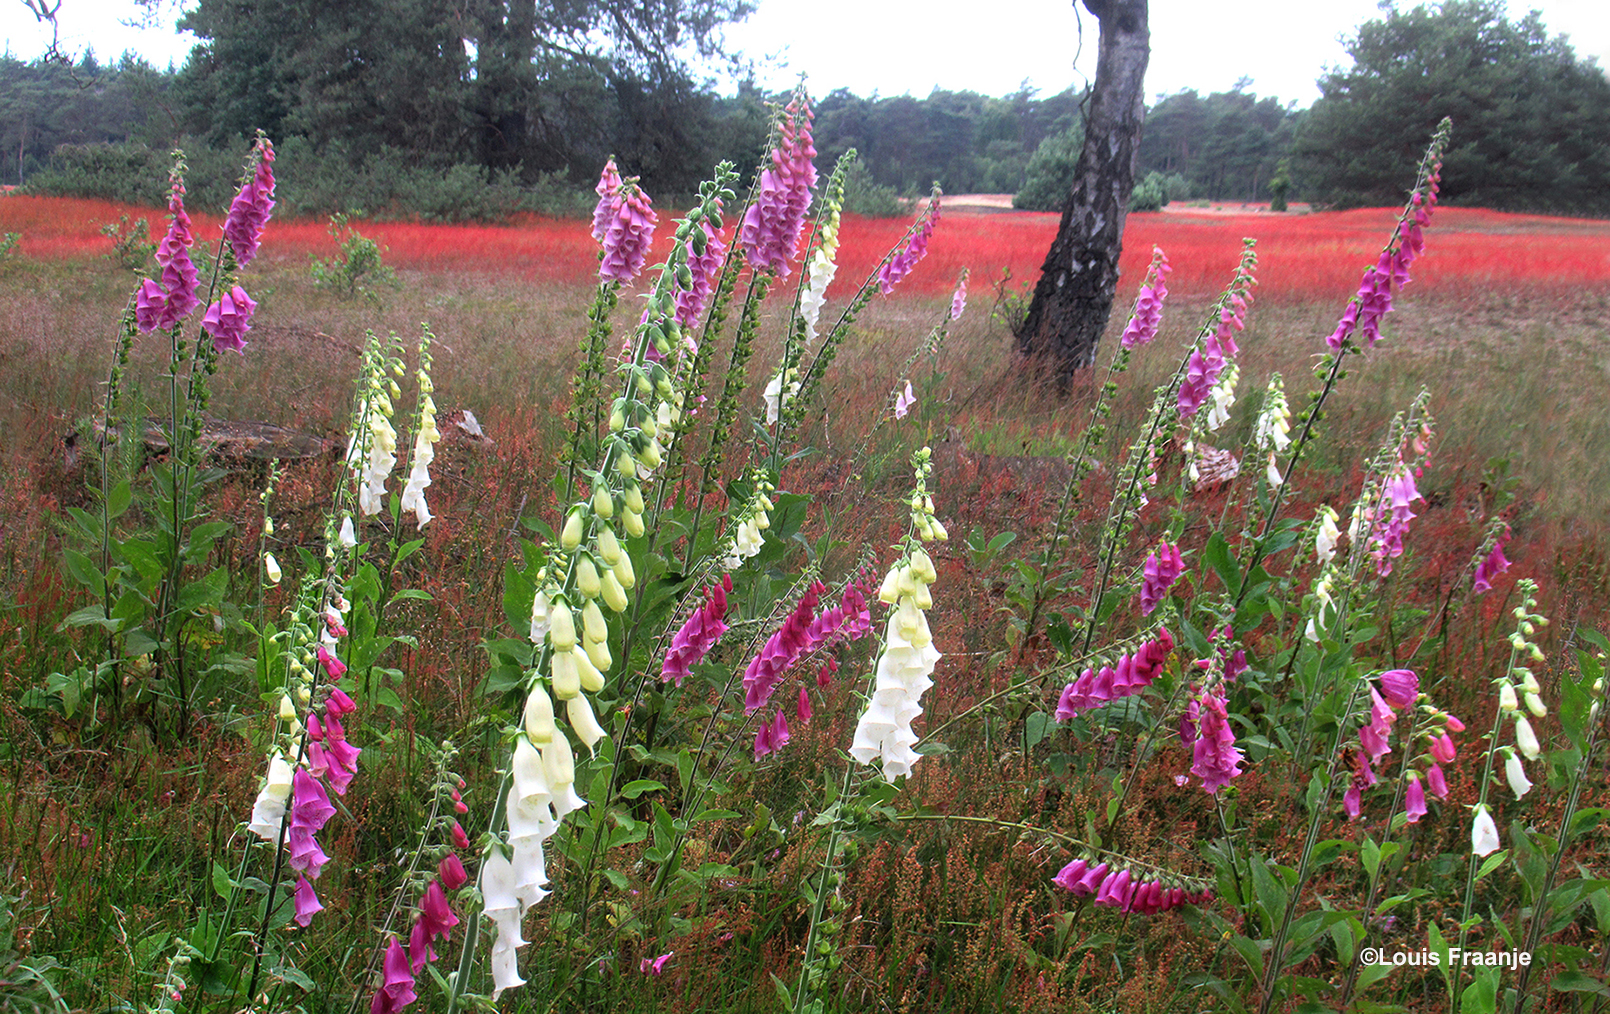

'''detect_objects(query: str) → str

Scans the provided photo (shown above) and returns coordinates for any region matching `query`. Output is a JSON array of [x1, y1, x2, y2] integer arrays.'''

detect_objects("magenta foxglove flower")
[[675, 220, 726, 330], [877, 192, 941, 295], [408, 880, 460, 972], [599, 180, 657, 284], [592, 159, 624, 243], [1120, 249, 1171, 349], [1177, 336, 1227, 419], [1474, 534, 1511, 593], [292, 875, 323, 927], [223, 137, 276, 268], [1367, 465, 1422, 577], [201, 285, 258, 354], [1358, 688, 1396, 761], [894, 381, 916, 419], [739, 96, 817, 276], [287, 768, 336, 877], [743, 582, 823, 713], [950, 271, 968, 320], [327, 686, 357, 715], [318, 645, 347, 681], [1425, 763, 1449, 799], [1404, 774, 1428, 823], [1377, 669, 1418, 710], [662, 575, 731, 686], [1139, 543, 1183, 616], [439, 853, 468, 890], [155, 186, 200, 330], [754, 708, 792, 760], [640, 952, 673, 975], [450, 822, 469, 850], [796, 685, 813, 724], [307, 710, 361, 795], [370, 938, 418, 1014], [1055, 628, 1173, 721], [1429, 732, 1457, 764], [1188, 686, 1244, 793], [134, 278, 167, 333]]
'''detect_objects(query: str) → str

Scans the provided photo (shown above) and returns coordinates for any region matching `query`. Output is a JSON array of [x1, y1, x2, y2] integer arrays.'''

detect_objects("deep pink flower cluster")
[[1343, 669, 1461, 821], [662, 575, 732, 686], [593, 160, 657, 284], [372, 807, 472, 1011], [805, 578, 873, 649], [1182, 687, 1244, 793], [201, 284, 259, 354], [753, 708, 791, 760], [1327, 164, 1441, 351], [1366, 465, 1422, 577], [307, 688, 361, 795], [877, 193, 941, 295], [675, 220, 727, 330], [1177, 290, 1248, 418], [1474, 530, 1511, 594], [1053, 858, 1212, 914], [739, 97, 817, 276], [288, 768, 336, 925], [223, 138, 275, 268], [1119, 249, 1171, 349], [1191, 626, 1248, 683], [1054, 628, 1174, 721], [1139, 543, 1183, 616], [591, 160, 624, 243], [134, 184, 201, 333], [743, 581, 824, 713]]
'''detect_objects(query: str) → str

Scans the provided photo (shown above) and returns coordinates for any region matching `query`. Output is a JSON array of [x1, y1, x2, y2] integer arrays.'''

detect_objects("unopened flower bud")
[[576, 557, 602, 599], [582, 600, 608, 643], [264, 553, 282, 584], [523, 683, 556, 743], [610, 405, 626, 432], [1524, 692, 1546, 718], [878, 568, 900, 605], [575, 648, 605, 693], [613, 552, 636, 590], [601, 570, 629, 613], [561, 510, 584, 551], [1498, 682, 1518, 711], [596, 525, 622, 565], [616, 451, 638, 479], [264, 516, 275, 536], [278, 694, 297, 720], [549, 602, 577, 652], [623, 508, 645, 539], [593, 486, 614, 519], [551, 649, 581, 699], [624, 483, 645, 515], [585, 636, 612, 672], [930, 519, 948, 541], [1530, 645, 1546, 662]]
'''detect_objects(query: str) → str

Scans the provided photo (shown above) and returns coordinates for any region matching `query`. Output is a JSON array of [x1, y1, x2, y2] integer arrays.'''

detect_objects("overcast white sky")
[[5, 0, 1608, 108]]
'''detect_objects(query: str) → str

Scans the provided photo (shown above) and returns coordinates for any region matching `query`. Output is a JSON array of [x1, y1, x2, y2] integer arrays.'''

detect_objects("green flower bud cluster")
[[1498, 581, 1549, 765]]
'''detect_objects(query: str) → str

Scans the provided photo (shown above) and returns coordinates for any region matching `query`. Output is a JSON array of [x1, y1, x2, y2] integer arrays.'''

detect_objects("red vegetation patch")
[[4, 195, 1608, 303]]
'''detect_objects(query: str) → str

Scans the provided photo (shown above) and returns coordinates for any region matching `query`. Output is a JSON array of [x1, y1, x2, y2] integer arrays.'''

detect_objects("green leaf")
[[1203, 532, 1241, 593], [1476, 850, 1509, 882], [1551, 971, 1610, 998], [175, 565, 229, 613], [106, 479, 133, 520], [211, 861, 234, 901], [620, 779, 667, 800], [62, 549, 106, 595], [60, 604, 120, 631]]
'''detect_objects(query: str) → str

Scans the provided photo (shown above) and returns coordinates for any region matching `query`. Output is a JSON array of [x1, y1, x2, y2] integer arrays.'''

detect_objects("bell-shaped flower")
[[542, 741, 586, 818], [1504, 751, 1532, 798], [523, 683, 557, 743], [369, 938, 417, 1014], [567, 694, 608, 754], [1471, 805, 1502, 857], [292, 876, 323, 928], [248, 753, 295, 840], [1514, 715, 1541, 760]]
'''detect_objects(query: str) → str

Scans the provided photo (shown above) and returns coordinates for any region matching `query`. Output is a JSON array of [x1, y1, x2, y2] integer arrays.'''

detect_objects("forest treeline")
[[2, 0, 1607, 219]]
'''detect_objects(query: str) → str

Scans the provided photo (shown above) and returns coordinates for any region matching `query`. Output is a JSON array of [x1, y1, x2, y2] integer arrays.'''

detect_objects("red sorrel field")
[[6, 195, 1610, 300]]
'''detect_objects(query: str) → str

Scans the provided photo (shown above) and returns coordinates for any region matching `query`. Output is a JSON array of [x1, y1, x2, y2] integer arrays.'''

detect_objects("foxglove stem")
[[1237, 120, 1450, 611], [1451, 580, 1541, 1012]]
